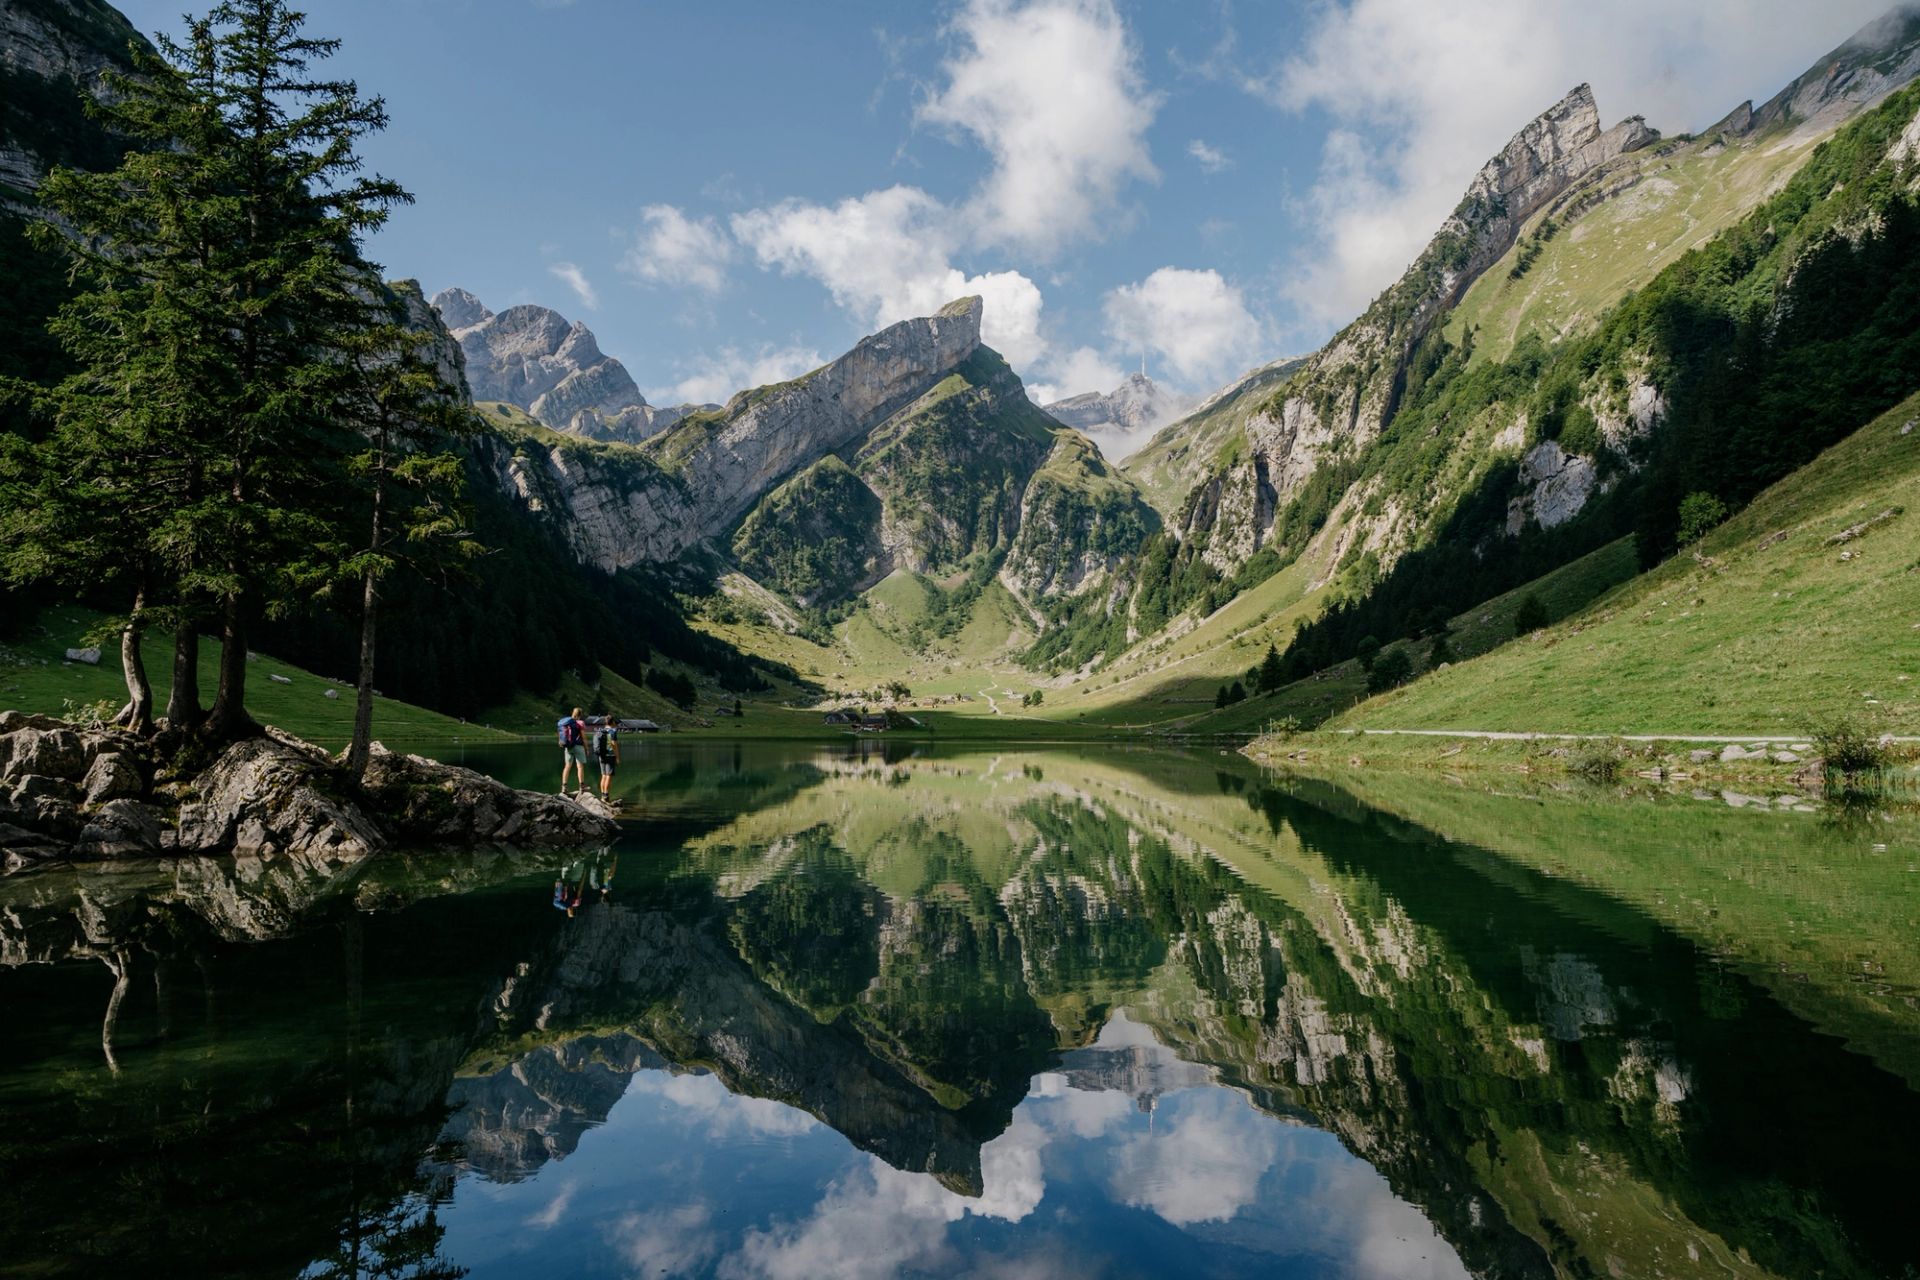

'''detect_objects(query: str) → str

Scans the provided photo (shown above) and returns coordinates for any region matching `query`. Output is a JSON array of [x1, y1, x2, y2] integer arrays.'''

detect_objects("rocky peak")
[[430, 288, 680, 443], [1443, 84, 1657, 288], [1043, 371, 1192, 461], [430, 286, 491, 331], [1745, 6, 1920, 134]]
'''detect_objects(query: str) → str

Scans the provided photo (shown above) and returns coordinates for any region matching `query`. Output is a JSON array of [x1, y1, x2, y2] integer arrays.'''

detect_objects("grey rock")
[[0, 726, 86, 781], [269, 673, 292, 685], [1688, 749, 1715, 764], [10, 773, 76, 805], [358, 745, 619, 848], [323, 688, 340, 700], [73, 799, 164, 859], [63, 646, 100, 665], [1771, 750, 1802, 764], [1719, 744, 1766, 763], [432, 290, 668, 442], [1507, 440, 1598, 533], [81, 753, 144, 806], [176, 737, 385, 858]]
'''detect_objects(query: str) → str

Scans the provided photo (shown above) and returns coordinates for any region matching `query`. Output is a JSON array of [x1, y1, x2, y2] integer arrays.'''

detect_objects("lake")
[[2, 740, 1916, 1279]]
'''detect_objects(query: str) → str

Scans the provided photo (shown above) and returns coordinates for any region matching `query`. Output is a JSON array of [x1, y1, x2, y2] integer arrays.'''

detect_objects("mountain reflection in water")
[[1, 741, 1916, 1280]]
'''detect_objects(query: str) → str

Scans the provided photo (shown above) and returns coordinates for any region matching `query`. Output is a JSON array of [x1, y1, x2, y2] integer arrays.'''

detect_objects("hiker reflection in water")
[[552, 849, 617, 918]]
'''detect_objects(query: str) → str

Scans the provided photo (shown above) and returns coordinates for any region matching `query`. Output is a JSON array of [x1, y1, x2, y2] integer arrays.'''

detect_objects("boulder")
[[1688, 749, 1715, 764], [0, 726, 87, 781], [9, 773, 76, 805], [73, 799, 164, 858], [360, 746, 619, 848], [63, 646, 101, 665], [14, 794, 81, 840], [81, 752, 144, 805], [1719, 744, 1766, 763], [176, 737, 385, 859]]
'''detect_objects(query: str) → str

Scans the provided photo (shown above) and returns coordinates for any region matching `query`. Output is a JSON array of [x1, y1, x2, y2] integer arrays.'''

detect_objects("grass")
[[2, 606, 516, 745], [1446, 125, 1832, 364], [1330, 392, 1920, 736]]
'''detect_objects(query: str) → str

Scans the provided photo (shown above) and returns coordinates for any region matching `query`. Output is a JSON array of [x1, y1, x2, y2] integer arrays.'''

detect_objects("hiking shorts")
[[565, 744, 589, 765], [599, 759, 617, 777]]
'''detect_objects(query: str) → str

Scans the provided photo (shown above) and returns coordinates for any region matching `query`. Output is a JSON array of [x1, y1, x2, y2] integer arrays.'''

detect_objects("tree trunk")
[[346, 566, 378, 780], [347, 450, 387, 782], [203, 594, 257, 741], [116, 587, 153, 735], [165, 622, 202, 730]]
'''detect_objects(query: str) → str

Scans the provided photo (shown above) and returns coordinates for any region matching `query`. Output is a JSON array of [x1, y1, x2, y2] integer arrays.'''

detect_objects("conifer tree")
[[334, 289, 476, 780], [7, 1, 413, 741]]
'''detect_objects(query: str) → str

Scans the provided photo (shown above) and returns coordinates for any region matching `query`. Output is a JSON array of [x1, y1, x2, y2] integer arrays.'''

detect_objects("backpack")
[[594, 727, 617, 762], [557, 717, 581, 748]]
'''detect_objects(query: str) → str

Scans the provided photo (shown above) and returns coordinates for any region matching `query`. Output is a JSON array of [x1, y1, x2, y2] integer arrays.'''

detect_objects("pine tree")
[[8, 1, 412, 742], [335, 286, 476, 780], [1257, 642, 1284, 693]]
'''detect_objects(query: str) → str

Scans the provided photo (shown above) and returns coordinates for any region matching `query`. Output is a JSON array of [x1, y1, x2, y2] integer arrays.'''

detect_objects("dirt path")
[[1345, 728, 1920, 744], [979, 685, 1004, 715]]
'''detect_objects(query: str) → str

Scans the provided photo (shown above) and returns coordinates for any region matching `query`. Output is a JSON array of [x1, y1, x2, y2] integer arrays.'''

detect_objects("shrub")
[[1513, 593, 1550, 636], [1355, 635, 1381, 671], [1677, 491, 1729, 546], [1227, 681, 1248, 704], [1428, 633, 1455, 668], [1569, 740, 1622, 783], [1814, 716, 1889, 778], [1366, 648, 1414, 693]]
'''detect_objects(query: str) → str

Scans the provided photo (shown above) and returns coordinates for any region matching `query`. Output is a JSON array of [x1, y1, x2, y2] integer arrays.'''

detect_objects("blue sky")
[[112, 0, 1893, 410]]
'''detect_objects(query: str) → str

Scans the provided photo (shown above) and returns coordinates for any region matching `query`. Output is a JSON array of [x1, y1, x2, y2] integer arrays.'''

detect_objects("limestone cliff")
[[1176, 85, 1657, 571], [430, 287, 705, 443], [0, 0, 146, 195]]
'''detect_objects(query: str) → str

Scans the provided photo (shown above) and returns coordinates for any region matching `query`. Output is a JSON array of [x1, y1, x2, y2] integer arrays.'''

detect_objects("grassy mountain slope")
[[1445, 127, 1833, 364], [1123, 357, 1306, 519], [4, 607, 513, 742], [1335, 392, 1920, 734]]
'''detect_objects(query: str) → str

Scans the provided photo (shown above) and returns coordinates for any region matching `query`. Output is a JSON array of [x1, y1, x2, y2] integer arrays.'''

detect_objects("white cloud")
[[1103, 267, 1264, 386], [607, 1201, 721, 1277], [720, 1115, 1045, 1280], [1186, 139, 1232, 173], [1106, 1091, 1280, 1225], [1263, 0, 1891, 330], [523, 1180, 576, 1230], [623, 204, 734, 294], [1025, 345, 1129, 406], [647, 342, 826, 407], [919, 0, 1159, 256], [547, 261, 598, 311], [731, 186, 1048, 369]]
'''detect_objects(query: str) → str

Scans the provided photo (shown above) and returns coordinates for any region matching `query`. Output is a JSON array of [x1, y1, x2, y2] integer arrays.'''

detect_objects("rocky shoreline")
[[0, 711, 619, 873]]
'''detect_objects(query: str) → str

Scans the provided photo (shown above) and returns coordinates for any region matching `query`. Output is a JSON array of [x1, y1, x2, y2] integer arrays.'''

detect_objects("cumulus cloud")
[[1261, 0, 1891, 330], [607, 1201, 722, 1277], [623, 204, 735, 294], [1106, 1090, 1280, 1225], [1103, 267, 1265, 386], [1186, 139, 1232, 173], [646, 342, 826, 408], [721, 1114, 1045, 1280], [547, 261, 598, 311], [1025, 345, 1130, 406], [919, 0, 1159, 256], [731, 186, 1047, 368]]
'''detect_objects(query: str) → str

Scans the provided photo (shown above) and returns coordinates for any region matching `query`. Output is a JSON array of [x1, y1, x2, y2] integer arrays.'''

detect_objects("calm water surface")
[[2, 740, 1917, 1279]]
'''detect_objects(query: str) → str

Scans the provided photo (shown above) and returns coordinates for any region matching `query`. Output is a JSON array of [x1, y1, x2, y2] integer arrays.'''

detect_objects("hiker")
[[557, 706, 590, 792], [593, 718, 621, 797]]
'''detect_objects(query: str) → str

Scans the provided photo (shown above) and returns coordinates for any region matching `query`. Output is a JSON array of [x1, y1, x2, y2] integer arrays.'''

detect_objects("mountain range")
[[5, 0, 1920, 735]]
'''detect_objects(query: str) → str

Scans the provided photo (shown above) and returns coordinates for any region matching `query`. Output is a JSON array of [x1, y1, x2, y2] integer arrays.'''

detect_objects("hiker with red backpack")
[[557, 706, 590, 793]]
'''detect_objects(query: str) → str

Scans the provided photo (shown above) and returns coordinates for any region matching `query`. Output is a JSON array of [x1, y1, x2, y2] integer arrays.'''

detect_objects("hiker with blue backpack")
[[592, 719, 621, 798], [557, 706, 590, 793]]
